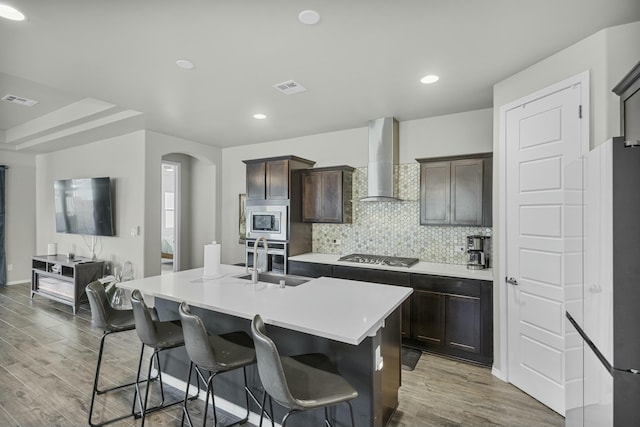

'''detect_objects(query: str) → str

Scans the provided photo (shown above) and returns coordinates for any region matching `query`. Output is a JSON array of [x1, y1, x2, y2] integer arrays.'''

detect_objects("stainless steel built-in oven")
[[246, 241, 287, 274], [245, 205, 288, 241]]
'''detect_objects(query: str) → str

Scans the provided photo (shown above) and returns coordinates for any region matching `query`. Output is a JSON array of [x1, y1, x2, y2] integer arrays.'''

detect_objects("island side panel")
[[381, 306, 402, 424], [155, 298, 400, 427]]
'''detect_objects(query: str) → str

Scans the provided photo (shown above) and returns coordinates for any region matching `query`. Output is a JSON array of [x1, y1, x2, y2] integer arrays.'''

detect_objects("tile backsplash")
[[312, 163, 492, 265]]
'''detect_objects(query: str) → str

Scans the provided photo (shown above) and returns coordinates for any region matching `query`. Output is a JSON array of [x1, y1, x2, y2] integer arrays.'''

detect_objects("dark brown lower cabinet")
[[287, 260, 493, 366], [408, 273, 491, 365]]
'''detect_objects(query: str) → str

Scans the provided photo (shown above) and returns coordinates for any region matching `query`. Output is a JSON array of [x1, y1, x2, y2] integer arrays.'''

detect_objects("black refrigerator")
[[565, 137, 640, 427]]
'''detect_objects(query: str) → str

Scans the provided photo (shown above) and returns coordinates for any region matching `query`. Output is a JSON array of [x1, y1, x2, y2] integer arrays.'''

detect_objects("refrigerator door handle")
[[565, 311, 613, 374]]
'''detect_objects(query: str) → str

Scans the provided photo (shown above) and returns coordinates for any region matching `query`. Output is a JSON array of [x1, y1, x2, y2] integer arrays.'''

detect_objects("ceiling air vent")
[[2, 93, 39, 107], [272, 80, 307, 95]]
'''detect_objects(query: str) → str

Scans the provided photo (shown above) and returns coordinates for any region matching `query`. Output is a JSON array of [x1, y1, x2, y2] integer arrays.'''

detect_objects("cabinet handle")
[[506, 277, 519, 286]]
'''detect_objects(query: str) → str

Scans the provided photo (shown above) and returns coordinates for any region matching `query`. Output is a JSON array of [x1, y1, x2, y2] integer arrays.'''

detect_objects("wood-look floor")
[[0, 283, 564, 427]]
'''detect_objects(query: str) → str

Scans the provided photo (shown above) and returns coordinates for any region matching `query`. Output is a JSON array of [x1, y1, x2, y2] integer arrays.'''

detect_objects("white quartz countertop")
[[288, 253, 494, 281], [117, 264, 412, 346]]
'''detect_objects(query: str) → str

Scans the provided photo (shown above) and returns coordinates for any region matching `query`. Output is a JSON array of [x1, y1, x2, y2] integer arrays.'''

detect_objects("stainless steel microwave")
[[246, 205, 288, 241]]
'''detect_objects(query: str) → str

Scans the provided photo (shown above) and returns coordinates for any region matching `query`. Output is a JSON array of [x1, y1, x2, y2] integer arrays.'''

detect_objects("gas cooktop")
[[338, 253, 419, 268]]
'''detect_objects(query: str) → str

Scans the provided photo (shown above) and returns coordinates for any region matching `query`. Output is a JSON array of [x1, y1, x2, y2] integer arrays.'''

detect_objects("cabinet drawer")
[[410, 273, 481, 297], [288, 261, 332, 278], [332, 265, 410, 286]]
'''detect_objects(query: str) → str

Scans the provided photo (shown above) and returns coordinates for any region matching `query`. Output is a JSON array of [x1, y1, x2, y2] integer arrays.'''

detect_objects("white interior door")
[[505, 80, 584, 414]]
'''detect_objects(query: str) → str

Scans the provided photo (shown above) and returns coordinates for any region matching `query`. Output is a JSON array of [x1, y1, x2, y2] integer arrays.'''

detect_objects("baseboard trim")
[[7, 280, 29, 286], [162, 373, 281, 427], [491, 366, 507, 382]]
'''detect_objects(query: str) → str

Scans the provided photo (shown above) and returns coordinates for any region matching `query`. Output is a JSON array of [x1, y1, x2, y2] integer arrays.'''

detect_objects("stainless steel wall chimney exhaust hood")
[[361, 117, 399, 202]]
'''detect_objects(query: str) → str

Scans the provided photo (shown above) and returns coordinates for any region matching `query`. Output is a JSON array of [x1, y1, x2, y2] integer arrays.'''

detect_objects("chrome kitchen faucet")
[[250, 237, 268, 284]]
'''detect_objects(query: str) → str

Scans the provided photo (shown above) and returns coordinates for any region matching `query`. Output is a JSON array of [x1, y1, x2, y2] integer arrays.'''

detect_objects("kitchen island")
[[118, 264, 412, 427]]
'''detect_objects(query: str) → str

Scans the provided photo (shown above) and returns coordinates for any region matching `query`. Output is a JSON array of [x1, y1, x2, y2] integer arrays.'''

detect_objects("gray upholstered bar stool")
[[178, 301, 267, 427], [251, 314, 359, 427], [86, 280, 147, 427], [130, 289, 196, 427]]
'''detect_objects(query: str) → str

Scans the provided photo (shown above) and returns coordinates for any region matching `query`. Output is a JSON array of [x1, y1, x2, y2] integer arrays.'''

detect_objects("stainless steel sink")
[[235, 272, 309, 287]]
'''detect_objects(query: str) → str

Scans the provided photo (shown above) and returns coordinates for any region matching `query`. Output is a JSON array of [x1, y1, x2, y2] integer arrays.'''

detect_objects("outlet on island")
[[333, 239, 341, 245], [454, 245, 466, 253]]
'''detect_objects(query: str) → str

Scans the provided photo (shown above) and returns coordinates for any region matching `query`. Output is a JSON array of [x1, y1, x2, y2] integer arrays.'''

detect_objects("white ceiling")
[[1, 0, 639, 153]]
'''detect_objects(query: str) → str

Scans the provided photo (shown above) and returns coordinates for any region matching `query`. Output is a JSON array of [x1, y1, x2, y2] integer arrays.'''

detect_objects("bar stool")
[[250, 314, 358, 427], [178, 301, 267, 427], [86, 280, 147, 427], [130, 289, 197, 427]]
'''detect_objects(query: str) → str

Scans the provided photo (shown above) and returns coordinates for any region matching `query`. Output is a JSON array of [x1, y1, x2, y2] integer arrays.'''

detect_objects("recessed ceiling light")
[[0, 4, 26, 21], [253, 113, 267, 120], [298, 10, 320, 25], [420, 74, 439, 84], [176, 59, 195, 70]]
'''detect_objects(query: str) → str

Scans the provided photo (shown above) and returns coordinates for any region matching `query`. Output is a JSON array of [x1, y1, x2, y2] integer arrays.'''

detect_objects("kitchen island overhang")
[[118, 265, 412, 427]]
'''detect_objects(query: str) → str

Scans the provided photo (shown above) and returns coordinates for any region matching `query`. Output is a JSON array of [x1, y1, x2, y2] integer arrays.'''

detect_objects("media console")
[[31, 255, 104, 315]]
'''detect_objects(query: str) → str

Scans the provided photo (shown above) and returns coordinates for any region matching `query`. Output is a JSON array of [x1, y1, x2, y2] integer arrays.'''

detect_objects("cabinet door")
[[412, 290, 445, 345], [420, 161, 451, 225], [445, 294, 481, 353], [320, 170, 343, 222], [302, 170, 347, 223], [266, 160, 289, 200], [246, 162, 266, 200], [302, 172, 322, 222], [450, 159, 483, 225], [482, 157, 493, 226]]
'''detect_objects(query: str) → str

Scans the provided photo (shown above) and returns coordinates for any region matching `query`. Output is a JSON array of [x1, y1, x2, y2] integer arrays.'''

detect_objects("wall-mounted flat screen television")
[[54, 177, 115, 236]]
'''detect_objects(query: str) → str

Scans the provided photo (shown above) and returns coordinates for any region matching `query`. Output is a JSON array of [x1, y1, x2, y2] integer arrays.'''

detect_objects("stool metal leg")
[[183, 365, 267, 427], [181, 361, 195, 427], [346, 401, 356, 427], [89, 333, 145, 427], [136, 348, 199, 427]]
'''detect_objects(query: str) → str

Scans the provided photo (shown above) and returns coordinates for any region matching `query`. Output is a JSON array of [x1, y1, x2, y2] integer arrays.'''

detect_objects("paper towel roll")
[[47, 243, 57, 256], [203, 241, 221, 279]]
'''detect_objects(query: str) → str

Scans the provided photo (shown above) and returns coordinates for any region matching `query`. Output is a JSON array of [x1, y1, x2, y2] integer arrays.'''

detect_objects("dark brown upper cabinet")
[[243, 156, 315, 202], [301, 166, 355, 223], [417, 153, 492, 226], [613, 60, 640, 146]]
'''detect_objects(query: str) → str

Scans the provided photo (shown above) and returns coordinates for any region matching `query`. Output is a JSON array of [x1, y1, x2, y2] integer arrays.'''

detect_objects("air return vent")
[[2, 93, 39, 106], [272, 80, 307, 95]]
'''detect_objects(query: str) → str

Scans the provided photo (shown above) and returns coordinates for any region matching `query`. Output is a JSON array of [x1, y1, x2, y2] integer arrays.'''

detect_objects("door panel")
[[506, 82, 583, 415], [520, 205, 562, 237], [520, 157, 562, 192], [519, 107, 562, 148]]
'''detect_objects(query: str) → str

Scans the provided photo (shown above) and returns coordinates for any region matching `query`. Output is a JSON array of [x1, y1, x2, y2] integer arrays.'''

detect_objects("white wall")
[[491, 20, 640, 376], [32, 129, 221, 280], [0, 150, 36, 284], [220, 108, 493, 264], [144, 131, 222, 276], [35, 131, 147, 278]]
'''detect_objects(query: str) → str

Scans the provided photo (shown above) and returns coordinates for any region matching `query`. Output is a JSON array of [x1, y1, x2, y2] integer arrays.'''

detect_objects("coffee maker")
[[467, 235, 490, 270]]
